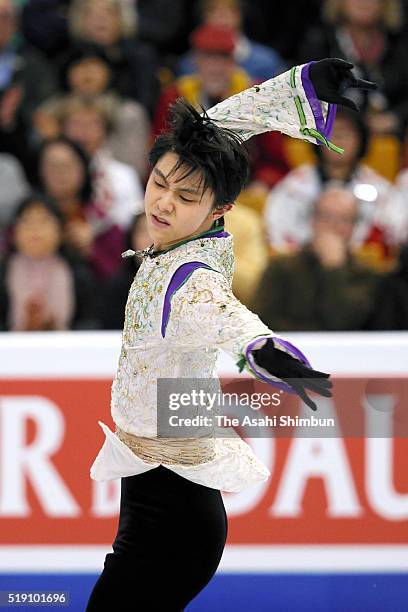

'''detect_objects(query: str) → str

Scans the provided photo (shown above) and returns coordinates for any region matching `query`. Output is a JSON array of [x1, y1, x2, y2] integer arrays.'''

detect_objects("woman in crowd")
[[34, 42, 150, 179], [0, 194, 98, 331], [38, 136, 131, 281], [68, 0, 159, 116], [58, 96, 144, 233]]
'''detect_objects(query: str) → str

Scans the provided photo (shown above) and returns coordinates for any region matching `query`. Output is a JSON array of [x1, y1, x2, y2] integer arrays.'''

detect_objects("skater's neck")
[[151, 221, 225, 255]]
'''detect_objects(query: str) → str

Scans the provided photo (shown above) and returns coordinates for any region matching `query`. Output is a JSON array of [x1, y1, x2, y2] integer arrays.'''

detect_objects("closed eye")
[[154, 179, 195, 202]]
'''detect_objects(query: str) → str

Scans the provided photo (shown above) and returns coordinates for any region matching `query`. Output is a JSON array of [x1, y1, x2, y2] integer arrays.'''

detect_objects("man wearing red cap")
[[154, 24, 291, 196], [154, 24, 247, 134]]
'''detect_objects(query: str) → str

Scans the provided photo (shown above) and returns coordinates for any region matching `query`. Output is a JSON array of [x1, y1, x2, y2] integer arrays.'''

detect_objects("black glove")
[[252, 339, 333, 411], [309, 58, 377, 112]]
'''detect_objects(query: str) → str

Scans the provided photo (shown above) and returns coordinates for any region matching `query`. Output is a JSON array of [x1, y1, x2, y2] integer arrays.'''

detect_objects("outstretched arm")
[[207, 58, 376, 154], [166, 267, 332, 412]]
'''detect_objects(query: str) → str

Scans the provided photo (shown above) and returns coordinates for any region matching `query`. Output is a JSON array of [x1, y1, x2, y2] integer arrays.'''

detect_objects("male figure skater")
[[87, 59, 375, 610]]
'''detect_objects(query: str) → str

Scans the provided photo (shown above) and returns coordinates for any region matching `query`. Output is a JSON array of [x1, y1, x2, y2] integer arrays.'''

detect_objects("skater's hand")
[[309, 58, 377, 112], [252, 339, 333, 411]]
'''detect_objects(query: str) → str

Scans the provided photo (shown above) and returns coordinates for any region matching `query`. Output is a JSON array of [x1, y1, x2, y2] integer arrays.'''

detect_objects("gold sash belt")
[[114, 426, 216, 466]]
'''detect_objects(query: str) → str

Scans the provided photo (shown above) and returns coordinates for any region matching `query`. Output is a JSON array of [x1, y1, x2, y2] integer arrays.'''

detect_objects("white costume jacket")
[[90, 63, 337, 492]]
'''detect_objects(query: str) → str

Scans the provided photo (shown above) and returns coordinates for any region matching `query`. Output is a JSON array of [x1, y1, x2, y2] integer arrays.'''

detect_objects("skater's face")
[[144, 151, 231, 250]]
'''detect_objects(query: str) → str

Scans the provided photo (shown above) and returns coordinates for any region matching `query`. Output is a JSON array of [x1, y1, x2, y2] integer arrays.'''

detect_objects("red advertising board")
[[0, 332, 407, 572]]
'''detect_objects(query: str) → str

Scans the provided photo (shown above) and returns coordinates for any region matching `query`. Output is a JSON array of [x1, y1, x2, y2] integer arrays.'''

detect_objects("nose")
[[156, 189, 174, 213]]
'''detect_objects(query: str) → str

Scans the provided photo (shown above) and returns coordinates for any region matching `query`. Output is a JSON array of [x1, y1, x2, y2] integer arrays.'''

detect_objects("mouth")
[[151, 214, 170, 227]]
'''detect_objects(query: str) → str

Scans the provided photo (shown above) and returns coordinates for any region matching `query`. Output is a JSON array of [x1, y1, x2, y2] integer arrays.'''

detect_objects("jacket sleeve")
[[206, 62, 341, 153], [165, 267, 311, 393]]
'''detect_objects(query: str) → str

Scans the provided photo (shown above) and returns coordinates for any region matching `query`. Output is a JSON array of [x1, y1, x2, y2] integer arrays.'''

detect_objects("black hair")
[[38, 136, 93, 203], [60, 42, 113, 92], [5, 192, 86, 268], [149, 99, 249, 210], [11, 192, 65, 228]]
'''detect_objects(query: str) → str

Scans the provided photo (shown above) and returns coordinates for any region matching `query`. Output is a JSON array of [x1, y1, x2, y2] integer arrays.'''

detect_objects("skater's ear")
[[211, 203, 233, 221]]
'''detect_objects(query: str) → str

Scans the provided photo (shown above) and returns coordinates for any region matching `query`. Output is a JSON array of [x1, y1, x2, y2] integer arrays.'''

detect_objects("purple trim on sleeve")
[[244, 336, 297, 394], [243, 335, 312, 394], [272, 337, 312, 368], [161, 261, 214, 338], [325, 102, 337, 137], [301, 61, 337, 141]]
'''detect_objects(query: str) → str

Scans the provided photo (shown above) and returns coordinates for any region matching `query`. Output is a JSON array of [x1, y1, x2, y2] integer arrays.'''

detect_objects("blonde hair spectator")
[[323, 0, 402, 32], [69, 0, 138, 42], [59, 94, 116, 130]]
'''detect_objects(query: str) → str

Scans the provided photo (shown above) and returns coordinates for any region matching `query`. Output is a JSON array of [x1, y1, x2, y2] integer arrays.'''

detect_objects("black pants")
[[85, 466, 228, 611]]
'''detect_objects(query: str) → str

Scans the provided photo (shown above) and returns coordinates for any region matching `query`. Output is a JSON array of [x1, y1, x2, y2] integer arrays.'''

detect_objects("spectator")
[[0, 0, 57, 180], [154, 23, 290, 197], [251, 187, 382, 331], [154, 23, 248, 132], [299, 0, 408, 137], [38, 137, 93, 220], [33, 43, 150, 179], [365, 243, 408, 330], [99, 212, 151, 329], [264, 108, 403, 269], [0, 193, 98, 331], [55, 96, 144, 234], [178, 0, 285, 82], [68, 0, 159, 115], [38, 136, 132, 281]]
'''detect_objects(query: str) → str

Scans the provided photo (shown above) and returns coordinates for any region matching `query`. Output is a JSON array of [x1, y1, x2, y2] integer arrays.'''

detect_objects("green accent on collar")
[[151, 223, 225, 256]]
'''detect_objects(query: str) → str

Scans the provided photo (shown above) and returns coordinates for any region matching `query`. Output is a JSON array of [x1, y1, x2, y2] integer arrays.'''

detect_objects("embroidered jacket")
[[90, 63, 337, 492]]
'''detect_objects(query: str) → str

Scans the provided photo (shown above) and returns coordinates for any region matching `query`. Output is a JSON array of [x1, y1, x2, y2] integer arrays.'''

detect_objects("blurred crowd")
[[0, 0, 408, 332]]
